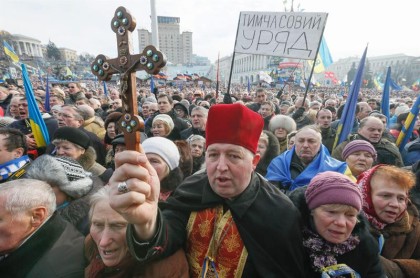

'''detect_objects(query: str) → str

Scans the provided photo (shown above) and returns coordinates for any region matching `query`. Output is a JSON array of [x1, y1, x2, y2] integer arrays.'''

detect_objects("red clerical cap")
[[206, 103, 263, 154]]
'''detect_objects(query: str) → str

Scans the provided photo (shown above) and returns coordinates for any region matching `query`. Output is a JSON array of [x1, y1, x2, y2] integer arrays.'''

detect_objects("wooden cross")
[[91, 6, 166, 151]]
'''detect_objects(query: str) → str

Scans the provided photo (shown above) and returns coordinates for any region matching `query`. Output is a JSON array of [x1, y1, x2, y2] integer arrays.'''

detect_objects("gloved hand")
[[292, 107, 305, 120]]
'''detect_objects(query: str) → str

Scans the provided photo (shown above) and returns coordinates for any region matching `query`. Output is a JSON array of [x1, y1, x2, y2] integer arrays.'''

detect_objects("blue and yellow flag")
[[308, 37, 333, 73], [381, 67, 391, 128], [396, 94, 420, 152], [333, 46, 368, 150], [3, 41, 19, 63], [21, 64, 50, 147]]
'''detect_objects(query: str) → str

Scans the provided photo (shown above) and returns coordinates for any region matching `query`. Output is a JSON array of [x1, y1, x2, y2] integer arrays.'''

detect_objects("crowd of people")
[[0, 78, 419, 277]]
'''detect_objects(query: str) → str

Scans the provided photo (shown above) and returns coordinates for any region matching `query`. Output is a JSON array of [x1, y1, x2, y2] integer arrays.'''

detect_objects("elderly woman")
[[25, 154, 100, 235], [151, 114, 175, 139], [289, 171, 384, 277], [143, 137, 183, 201], [287, 130, 297, 150], [256, 130, 280, 176], [268, 114, 297, 153], [52, 126, 111, 180], [342, 140, 377, 179], [187, 134, 206, 174], [358, 165, 420, 277], [85, 186, 189, 277]]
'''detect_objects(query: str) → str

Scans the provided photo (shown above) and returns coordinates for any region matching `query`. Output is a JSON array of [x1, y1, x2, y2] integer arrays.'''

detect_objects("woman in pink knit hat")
[[289, 171, 384, 277], [342, 140, 377, 179]]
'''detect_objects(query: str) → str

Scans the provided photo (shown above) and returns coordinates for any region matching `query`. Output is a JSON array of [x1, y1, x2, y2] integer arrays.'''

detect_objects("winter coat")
[[402, 137, 420, 166], [369, 202, 420, 278], [83, 116, 106, 141], [84, 235, 189, 278], [332, 134, 404, 167], [288, 186, 385, 278], [0, 213, 85, 278]]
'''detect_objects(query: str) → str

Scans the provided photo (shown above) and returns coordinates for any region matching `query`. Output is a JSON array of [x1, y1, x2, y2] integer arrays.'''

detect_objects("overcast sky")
[[1, 0, 418, 63]]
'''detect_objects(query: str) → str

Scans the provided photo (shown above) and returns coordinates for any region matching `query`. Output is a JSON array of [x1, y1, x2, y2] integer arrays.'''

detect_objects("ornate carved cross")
[[91, 6, 166, 151]]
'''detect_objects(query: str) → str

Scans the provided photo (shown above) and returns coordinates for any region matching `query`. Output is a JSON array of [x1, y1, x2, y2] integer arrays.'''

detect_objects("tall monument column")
[[150, 0, 159, 48]]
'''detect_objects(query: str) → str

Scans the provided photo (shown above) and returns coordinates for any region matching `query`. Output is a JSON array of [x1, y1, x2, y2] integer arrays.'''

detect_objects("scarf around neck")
[[0, 155, 30, 182]]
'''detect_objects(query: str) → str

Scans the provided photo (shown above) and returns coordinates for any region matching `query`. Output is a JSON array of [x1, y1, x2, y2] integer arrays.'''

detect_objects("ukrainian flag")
[[3, 41, 19, 63], [21, 64, 50, 147], [396, 94, 420, 152], [308, 37, 333, 73]]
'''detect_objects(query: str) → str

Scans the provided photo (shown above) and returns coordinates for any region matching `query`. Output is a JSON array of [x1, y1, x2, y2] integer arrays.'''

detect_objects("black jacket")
[[127, 172, 309, 277], [288, 187, 385, 278], [0, 213, 85, 278]]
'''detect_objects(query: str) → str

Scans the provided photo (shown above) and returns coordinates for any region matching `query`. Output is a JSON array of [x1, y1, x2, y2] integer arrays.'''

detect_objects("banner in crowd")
[[381, 67, 391, 128], [235, 12, 328, 60]]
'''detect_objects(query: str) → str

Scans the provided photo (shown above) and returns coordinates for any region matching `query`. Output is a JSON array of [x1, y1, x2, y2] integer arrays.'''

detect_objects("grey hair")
[[0, 179, 56, 218], [191, 106, 209, 117], [77, 104, 95, 120], [88, 186, 112, 221], [295, 124, 322, 142], [188, 134, 206, 145], [269, 115, 297, 134]]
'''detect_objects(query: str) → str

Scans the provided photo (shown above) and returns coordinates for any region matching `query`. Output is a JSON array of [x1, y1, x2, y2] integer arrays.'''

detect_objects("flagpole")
[[226, 15, 241, 99], [215, 52, 220, 98], [302, 15, 329, 105]]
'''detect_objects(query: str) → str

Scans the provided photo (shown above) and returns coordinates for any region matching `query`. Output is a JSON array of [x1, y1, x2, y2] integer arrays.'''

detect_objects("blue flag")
[[247, 78, 251, 94], [150, 76, 155, 94], [396, 94, 420, 152], [333, 46, 368, 150], [381, 67, 391, 128], [44, 74, 50, 112], [103, 81, 108, 97], [21, 64, 50, 147]]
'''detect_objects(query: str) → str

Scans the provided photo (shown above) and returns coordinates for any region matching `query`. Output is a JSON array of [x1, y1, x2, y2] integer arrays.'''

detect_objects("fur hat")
[[26, 155, 93, 199], [143, 137, 180, 170], [53, 126, 91, 150], [152, 114, 174, 132], [206, 103, 263, 154], [305, 171, 362, 211]]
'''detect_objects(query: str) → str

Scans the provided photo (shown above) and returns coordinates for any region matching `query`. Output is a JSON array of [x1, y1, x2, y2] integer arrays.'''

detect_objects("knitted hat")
[[305, 171, 362, 211], [143, 137, 180, 170], [206, 103, 263, 154], [152, 114, 174, 132], [342, 140, 377, 160], [26, 155, 93, 199], [53, 126, 91, 150]]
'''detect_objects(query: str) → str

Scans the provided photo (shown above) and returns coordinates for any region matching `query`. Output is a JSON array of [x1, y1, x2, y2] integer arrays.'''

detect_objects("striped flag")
[[3, 41, 19, 63], [21, 64, 50, 147], [308, 37, 333, 73], [333, 46, 368, 150], [396, 94, 420, 152]]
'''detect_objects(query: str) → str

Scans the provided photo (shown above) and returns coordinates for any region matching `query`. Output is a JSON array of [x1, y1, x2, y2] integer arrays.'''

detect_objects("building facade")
[[137, 16, 193, 65], [10, 34, 43, 59]]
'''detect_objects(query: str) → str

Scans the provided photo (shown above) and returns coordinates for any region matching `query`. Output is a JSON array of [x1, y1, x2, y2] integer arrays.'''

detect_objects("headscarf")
[[357, 164, 408, 230]]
